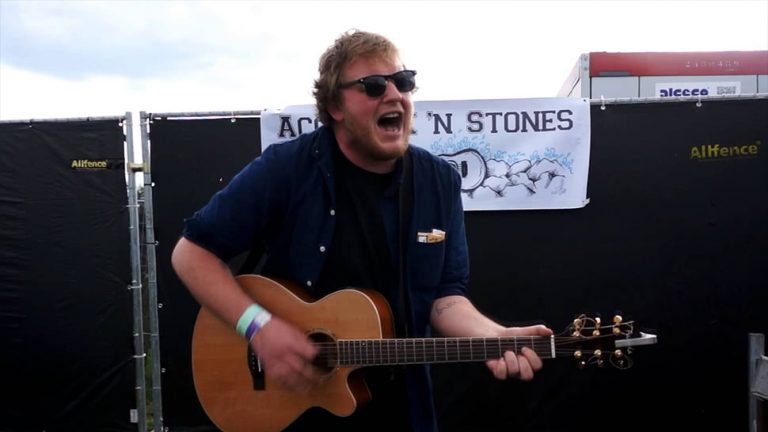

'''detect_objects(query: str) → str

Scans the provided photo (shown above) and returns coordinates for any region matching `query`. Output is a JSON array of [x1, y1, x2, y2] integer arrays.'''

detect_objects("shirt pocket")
[[410, 236, 446, 289]]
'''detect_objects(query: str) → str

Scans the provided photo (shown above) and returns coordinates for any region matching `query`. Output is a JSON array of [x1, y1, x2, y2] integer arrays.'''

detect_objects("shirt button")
[[330, 209, 335, 216], [306, 280, 312, 287], [319, 245, 326, 252]]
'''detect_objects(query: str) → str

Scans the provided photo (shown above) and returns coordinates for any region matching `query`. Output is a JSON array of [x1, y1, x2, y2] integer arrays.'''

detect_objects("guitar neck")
[[316, 336, 556, 367]]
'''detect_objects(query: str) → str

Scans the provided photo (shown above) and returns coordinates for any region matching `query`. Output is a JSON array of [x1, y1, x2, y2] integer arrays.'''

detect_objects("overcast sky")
[[1, 0, 766, 121]]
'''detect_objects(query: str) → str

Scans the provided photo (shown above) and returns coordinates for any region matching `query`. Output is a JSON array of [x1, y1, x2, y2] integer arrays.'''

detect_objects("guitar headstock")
[[558, 314, 657, 370]]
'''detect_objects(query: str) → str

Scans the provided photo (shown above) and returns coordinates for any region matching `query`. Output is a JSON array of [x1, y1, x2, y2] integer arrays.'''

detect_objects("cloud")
[[0, 0, 765, 121], [0, 1, 272, 80]]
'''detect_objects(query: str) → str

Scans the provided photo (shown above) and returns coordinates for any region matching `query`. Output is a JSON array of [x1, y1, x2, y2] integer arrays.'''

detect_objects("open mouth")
[[377, 112, 403, 132]]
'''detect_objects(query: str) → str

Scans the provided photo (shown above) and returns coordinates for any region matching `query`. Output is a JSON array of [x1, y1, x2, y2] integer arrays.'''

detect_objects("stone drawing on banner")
[[434, 136, 573, 200]]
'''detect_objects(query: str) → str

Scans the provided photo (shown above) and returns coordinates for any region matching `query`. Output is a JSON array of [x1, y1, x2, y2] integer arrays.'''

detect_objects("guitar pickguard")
[[247, 346, 266, 390]]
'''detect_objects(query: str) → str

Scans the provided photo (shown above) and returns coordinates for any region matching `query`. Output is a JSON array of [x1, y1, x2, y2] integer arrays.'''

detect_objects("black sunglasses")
[[339, 70, 417, 98]]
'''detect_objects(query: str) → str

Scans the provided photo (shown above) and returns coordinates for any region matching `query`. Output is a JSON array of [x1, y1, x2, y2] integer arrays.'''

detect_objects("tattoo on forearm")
[[434, 301, 457, 316]]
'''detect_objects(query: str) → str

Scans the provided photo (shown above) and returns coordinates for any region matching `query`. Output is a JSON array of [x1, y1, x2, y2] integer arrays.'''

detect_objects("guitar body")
[[191, 275, 395, 432]]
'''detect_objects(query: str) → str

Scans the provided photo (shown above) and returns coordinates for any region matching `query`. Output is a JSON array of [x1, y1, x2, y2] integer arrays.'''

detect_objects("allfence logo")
[[656, 81, 741, 97], [689, 141, 761, 161], [70, 159, 124, 170]]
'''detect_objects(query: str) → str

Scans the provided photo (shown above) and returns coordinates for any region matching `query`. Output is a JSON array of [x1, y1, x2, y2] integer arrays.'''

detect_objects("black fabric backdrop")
[[150, 100, 767, 431], [150, 116, 263, 430], [434, 98, 768, 431], [0, 120, 135, 431]]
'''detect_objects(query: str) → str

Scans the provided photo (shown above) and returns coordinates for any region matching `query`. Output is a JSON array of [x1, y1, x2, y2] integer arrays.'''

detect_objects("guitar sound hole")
[[309, 331, 336, 373]]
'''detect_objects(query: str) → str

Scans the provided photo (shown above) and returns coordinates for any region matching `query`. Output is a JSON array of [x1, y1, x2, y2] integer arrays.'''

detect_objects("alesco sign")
[[656, 81, 741, 97]]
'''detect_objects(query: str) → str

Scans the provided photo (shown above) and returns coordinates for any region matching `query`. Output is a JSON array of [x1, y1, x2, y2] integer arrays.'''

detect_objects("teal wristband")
[[245, 309, 272, 341], [236, 304, 263, 337]]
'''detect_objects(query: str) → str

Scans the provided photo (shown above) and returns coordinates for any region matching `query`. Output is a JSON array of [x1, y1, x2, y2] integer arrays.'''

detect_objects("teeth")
[[382, 113, 400, 119]]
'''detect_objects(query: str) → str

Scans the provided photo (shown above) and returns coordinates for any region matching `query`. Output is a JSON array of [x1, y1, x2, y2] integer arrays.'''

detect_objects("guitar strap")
[[236, 240, 266, 276], [397, 149, 414, 338]]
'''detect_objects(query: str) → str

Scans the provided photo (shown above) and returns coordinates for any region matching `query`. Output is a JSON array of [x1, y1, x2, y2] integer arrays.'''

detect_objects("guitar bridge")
[[247, 345, 266, 390]]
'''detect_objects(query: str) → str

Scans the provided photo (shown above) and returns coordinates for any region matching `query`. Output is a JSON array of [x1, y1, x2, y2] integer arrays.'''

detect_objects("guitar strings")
[[310, 334, 627, 366]]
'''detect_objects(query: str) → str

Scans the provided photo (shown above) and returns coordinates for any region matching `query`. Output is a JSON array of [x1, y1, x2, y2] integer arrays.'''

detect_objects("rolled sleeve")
[[182, 146, 285, 262]]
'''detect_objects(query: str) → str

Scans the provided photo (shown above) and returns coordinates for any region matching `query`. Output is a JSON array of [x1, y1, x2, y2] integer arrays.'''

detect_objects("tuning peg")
[[611, 350, 625, 368], [573, 317, 583, 329], [610, 350, 633, 370], [612, 314, 624, 334], [572, 317, 583, 337], [591, 349, 605, 368], [591, 317, 602, 336], [573, 349, 586, 368]]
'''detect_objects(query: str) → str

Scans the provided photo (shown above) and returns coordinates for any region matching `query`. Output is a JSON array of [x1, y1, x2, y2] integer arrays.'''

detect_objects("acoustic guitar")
[[438, 148, 487, 191], [191, 275, 656, 432]]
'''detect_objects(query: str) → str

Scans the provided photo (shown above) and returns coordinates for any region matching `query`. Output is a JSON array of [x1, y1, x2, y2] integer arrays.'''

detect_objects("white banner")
[[260, 98, 591, 211]]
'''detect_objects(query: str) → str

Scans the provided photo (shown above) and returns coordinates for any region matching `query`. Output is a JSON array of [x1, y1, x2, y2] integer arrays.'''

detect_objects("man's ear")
[[328, 101, 344, 123]]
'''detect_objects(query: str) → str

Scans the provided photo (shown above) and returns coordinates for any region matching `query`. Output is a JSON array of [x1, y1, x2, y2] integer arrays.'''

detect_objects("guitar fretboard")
[[316, 336, 556, 367]]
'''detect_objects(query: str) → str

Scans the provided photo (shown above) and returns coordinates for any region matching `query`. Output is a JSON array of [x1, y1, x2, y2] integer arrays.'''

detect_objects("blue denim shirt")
[[183, 125, 469, 432]]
